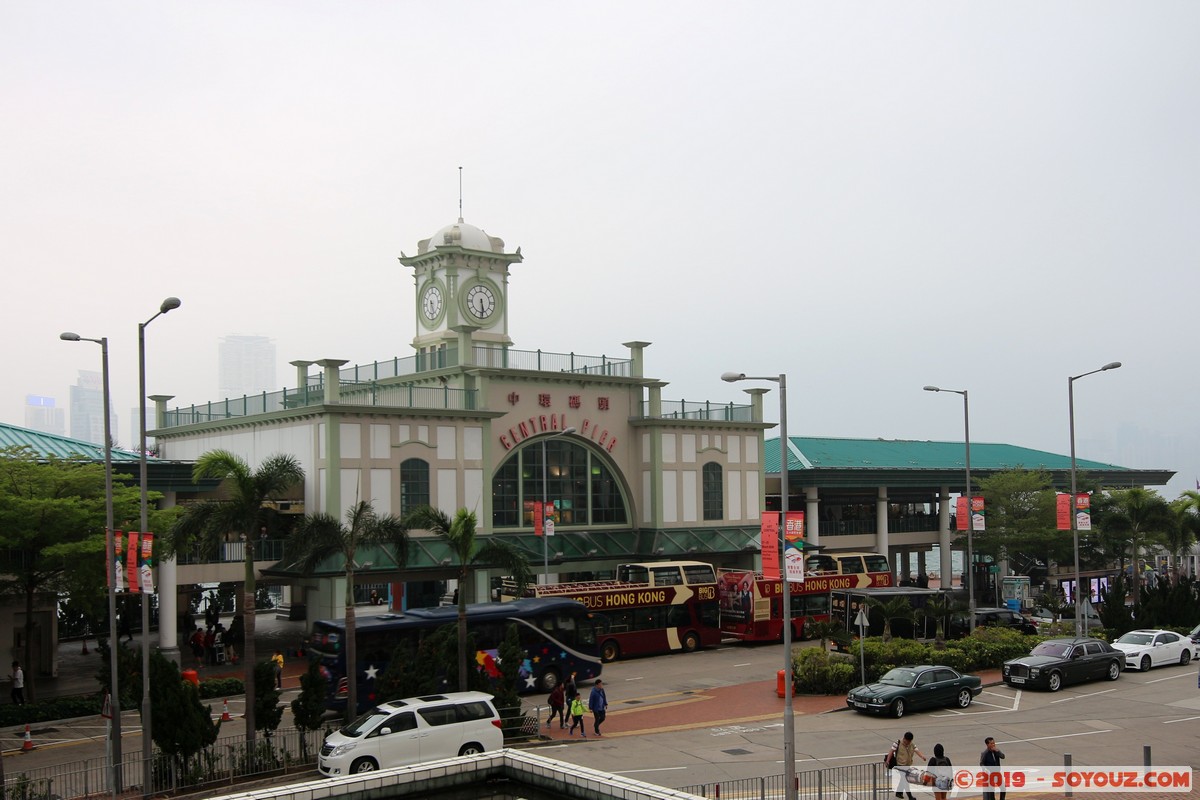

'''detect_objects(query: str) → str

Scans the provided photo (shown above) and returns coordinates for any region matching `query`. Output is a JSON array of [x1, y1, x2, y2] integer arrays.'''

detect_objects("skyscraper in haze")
[[69, 370, 116, 445], [25, 395, 65, 436], [218, 335, 277, 398]]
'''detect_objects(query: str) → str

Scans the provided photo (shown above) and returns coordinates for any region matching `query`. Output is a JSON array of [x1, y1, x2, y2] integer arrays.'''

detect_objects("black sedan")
[[847, 664, 983, 718], [1002, 637, 1122, 692]]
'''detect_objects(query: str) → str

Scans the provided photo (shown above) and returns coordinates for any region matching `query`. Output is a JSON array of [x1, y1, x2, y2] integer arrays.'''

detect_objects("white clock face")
[[465, 284, 496, 320], [422, 285, 443, 321]]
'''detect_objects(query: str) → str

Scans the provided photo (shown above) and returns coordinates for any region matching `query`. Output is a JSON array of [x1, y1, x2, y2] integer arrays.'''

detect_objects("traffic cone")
[[221, 698, 232, 722], [22, 724, 33, 751]]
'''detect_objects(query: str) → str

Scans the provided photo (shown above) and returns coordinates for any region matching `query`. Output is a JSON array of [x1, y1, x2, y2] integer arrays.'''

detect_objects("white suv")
[[318, 692, 503, 776]]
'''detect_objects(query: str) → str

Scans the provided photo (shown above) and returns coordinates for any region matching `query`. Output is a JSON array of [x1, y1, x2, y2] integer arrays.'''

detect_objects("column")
[[151, 395, 180, 663], [875, 486, 888, 560], [805, 487, 819, 549], [938, 486, 952, 588]]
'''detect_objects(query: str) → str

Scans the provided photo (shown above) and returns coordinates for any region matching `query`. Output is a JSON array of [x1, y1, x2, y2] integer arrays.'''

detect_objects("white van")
[[318, 691, 503, 776]]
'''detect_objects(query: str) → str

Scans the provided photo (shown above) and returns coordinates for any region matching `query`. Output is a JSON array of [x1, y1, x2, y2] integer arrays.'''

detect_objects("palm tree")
[[806, 619, 849, 653], [866, 596, 915, 643], [917, 594, 962, 648], [403, 506, 532, 692], [289, 501, 409, 722], [168, 450, 304, 745], [1100, 488, 1173, 610], [1168, 491, 1200, 578]]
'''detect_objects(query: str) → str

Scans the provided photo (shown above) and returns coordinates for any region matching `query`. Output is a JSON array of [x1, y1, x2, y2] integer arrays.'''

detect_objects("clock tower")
[[400, 217, 523, 362]]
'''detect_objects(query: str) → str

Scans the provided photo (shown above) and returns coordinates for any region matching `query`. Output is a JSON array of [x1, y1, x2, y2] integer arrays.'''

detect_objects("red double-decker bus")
[[501, 560, 722, 663], [719, 553, 892, 643]]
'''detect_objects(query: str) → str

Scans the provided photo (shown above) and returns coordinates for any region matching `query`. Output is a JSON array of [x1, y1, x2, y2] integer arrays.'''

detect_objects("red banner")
[[139, 532, 154, 594], [761, 512, 780, 580], [970, 495, 986, 531], [126, 532, 139, 593], [1056, 493, 1071, 530], [955, 497, 968, 530], [533, 501, 544, 537]]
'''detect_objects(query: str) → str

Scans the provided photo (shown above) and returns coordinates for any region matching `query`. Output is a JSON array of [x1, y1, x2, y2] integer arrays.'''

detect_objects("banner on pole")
[[955, 497, 968, 531], [1075, 493, 1092, 531], [970, 496, 986, 531], [126, 532, 139, 593], [139, 532, 155, 594], [1056, 493, 1071, 530], [783, 511, 806, 583], [760, 512, 780, 580], [113, 530, 126, 593], [532, 501, 544, 537]]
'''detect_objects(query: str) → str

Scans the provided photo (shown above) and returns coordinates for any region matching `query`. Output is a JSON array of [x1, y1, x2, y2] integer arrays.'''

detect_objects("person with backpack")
[[568, 694, 587, 737], [546, 682, 566, 729], [927, 743, 953, 800], [887, 731, 925, 800]]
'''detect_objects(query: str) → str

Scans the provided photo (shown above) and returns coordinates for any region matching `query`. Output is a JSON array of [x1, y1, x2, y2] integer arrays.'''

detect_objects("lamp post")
[[541, 427, 577, 584], [1068, 361, 1121, 637], [138, 296, 180, 781], [721, 371, 794, 800], [924, 385, 975, 633], [60, 331, 121, 797]]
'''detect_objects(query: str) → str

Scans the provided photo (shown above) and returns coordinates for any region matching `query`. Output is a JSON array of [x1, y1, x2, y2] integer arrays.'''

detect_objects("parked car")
[[1002, 637, 1122, 692], [947, 607, 1038, 638], [318, 692, 503, 776], [1029, 605, 1102, 631], [846, 664, 982, 719], [1111, 629, 1192, 671], [1188, 622, 1200, 645]]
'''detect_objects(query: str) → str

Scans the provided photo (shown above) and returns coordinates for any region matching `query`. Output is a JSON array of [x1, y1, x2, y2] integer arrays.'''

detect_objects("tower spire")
[[458, 166, 464, 223]]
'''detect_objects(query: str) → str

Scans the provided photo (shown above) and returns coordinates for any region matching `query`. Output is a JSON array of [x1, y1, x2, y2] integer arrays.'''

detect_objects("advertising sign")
[[761, 512, 780, 580]]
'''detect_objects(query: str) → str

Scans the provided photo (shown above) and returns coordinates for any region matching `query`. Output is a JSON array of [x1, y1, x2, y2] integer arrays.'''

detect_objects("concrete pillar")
[[806, 487, 819, 548], [916, 549, 927, 580], [317, 360, 349, 517], [623, 341, 652, 379], [938, 485, 952, 588], [149, 395, 180, 663], [875, 486, 889, 559], [290, 360, 314, 402]]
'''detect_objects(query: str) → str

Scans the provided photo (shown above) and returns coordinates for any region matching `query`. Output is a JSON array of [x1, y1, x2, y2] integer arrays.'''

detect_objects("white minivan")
[[318, 692, 504, 776]]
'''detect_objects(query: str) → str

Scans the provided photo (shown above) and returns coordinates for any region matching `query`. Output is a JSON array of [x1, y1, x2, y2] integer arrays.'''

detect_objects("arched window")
[[492, 439, 629, 529], [702, 462, 723, 521], [400, 458, 430, 514]]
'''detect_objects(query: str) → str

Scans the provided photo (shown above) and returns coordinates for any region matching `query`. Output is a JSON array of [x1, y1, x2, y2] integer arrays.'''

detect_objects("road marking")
[[613, 767, 690, 774], [1147, 672, 1195, 684], [625, 676, 644, 682], [1050, 688, 1116, 704], [733, 663, 753, 667], [1162, 716, 1200, 724], [1009, 729, 1113, 743]]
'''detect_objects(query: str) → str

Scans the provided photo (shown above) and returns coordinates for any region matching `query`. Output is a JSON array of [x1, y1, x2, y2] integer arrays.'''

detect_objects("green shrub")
[[199, 677, 244, 699]]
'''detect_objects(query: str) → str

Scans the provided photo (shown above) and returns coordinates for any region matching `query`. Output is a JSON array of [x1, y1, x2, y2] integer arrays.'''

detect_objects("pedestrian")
[[927, 743, 953, 800], [564, 671, 578, 706], [189, 626, 205, 668], [9, 661, 24, 705], [119, 613, 133, 642], [272, 649, 285, 689], [588, 678, 608, 736], [568, 694, 587, 737], [546, 682, 566, 729], [980, 736, 1007, 800], [203, 626, 216, 665], [888, 731, 925, 800]]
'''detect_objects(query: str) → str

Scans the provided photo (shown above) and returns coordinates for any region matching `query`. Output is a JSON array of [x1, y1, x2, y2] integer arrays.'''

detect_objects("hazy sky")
[[3, 2, 1197, 498]]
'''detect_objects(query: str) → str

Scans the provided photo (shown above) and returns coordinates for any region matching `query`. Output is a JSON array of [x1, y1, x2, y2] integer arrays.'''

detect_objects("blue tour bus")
[[307, 597, 602, 713]]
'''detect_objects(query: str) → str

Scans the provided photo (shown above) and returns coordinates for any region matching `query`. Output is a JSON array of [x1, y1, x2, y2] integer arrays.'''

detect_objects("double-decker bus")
[[501, 560, 722, 663], [719, 552, 892, 643], [307, 597, 600, 713]]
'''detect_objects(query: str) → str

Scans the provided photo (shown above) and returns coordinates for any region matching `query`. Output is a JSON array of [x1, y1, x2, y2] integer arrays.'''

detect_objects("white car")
[[1111, 629, 1192, 671], [318, 692, 503, 776]]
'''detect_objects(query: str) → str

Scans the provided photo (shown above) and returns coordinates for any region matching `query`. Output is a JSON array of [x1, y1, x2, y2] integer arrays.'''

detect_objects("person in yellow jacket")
[[568, 696, 587, 737], [271, 650, 285, 689]]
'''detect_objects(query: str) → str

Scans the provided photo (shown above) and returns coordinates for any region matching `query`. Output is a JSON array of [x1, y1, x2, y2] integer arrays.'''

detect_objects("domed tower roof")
[[417, 218, 506, 254]]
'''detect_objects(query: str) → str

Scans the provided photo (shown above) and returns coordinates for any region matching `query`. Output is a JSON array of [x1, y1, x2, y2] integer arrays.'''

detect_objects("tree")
[[866, 596, 915, 643], [165, 450, 304, 746], [290, 661, 329, 761], [401, 506, 532, 691], [0, 446, 147, 701], [142, 650, 219, 761], [288, 501, 409, 722], [916, 594, 962, 649], [253, 660, 284, 737], [1165, 495, 1200, 578], [1096, 488, 1173, 611], [805, 619, 850, 653], [973, 469, 1061, 570]]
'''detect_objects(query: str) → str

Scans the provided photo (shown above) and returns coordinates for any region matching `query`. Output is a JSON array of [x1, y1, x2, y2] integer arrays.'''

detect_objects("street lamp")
[[924, 385, 975, 633], [138, 296, 180, 781], [60, 331, 121, 797], [721, 371, 794, 800], [1068, 361, 1121, 637], [541, 427, 577, 584]]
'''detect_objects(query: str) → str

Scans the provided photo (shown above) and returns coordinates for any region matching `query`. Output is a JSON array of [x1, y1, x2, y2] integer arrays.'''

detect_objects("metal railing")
[[681, 762, 884, 799], [646, 400, 754, 422]]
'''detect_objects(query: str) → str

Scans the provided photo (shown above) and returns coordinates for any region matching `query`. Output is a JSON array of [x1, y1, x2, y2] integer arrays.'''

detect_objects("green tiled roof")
[[762, 436, 1173, 489], [0, 421, 147, 462]]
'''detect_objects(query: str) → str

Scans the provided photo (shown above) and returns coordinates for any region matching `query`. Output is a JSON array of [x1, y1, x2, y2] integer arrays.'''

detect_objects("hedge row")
[[794, 627, 1067, 695], [0, 676, 246, 727]]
